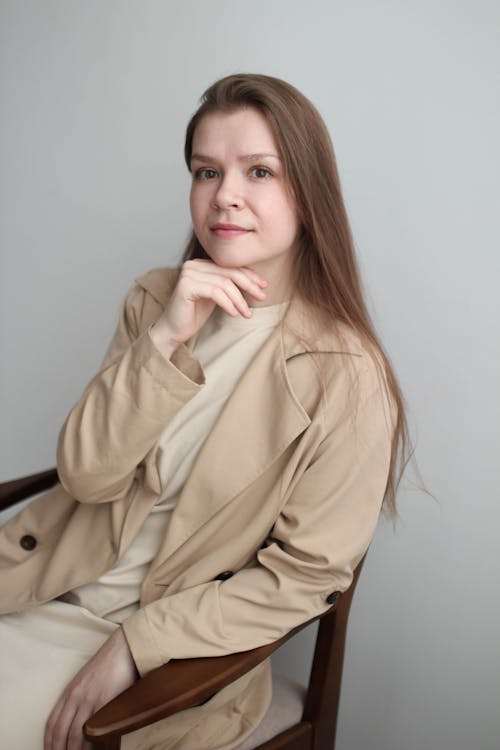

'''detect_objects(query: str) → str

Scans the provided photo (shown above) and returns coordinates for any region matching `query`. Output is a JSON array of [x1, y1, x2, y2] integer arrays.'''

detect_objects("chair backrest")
[[0, 468, 59, 511], [302, 557, 365, 750]]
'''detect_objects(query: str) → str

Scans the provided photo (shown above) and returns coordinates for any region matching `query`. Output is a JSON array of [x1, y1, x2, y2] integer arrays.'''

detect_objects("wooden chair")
[[0, 468, 366, 750]]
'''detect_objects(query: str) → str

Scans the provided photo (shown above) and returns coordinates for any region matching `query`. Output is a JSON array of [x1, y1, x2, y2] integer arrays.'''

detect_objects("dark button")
[[20, 534, 37, 551], [214, 570, 234, 581], [326, 591, 340, 605]]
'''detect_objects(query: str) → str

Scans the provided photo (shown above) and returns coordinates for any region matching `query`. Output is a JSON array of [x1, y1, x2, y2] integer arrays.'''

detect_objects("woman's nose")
[[212, 172, 243, 209]]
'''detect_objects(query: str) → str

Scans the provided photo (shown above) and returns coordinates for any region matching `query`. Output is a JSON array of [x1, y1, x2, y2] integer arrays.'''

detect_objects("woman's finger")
[[44, 695, 63, 750], [212, 264, 268, 293], [220, 268, 268, 301], [214, 288, 248, 318], [185, 268, 266, 315], [216, 277, 256, 316], [194, 282, 249, 318], [45, 693, 79, 750], [194, 277, 253, 318], [67, 704, 91, 750], [183, 259, 268, 299]]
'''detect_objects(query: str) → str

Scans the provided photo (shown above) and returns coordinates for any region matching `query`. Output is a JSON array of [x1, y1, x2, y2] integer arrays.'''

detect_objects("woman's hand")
[[150, 259, 268, 356], [44, 627, 138, 750]]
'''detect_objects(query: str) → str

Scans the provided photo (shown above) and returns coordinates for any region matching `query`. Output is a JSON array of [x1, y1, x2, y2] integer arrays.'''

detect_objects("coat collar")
[[135, 267, 364, 568]]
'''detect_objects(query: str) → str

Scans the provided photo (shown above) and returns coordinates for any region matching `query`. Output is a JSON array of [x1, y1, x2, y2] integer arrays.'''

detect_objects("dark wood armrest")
[[0, 468, 59, 511], [84, 606, 335, 744]]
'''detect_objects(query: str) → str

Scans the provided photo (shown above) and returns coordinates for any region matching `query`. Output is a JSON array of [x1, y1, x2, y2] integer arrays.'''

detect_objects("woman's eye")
[[195, 168, 218, 180], [250, 166, 272, 179]]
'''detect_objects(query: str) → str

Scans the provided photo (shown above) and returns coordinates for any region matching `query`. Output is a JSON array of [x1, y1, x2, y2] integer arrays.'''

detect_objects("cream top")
[[63, 301, 289, 623]]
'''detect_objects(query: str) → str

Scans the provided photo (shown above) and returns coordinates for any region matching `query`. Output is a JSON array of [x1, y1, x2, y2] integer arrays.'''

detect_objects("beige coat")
[[0, 266, 396, 749]]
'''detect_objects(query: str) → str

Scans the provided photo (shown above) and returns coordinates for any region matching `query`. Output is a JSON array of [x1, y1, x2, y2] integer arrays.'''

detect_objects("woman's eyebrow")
[[191, 152, 281, 163], [240, 153, 281, 162]]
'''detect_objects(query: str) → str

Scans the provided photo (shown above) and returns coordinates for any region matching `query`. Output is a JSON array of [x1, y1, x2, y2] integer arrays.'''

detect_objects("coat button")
[[20, 534, 37, 551], [214, 570, 234, 581], [326, 591, 340, 605]]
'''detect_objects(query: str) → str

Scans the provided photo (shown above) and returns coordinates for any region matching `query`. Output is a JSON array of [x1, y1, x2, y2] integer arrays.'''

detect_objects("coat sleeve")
[[121, 357, 397, 676], [56, 282, 205, 504]]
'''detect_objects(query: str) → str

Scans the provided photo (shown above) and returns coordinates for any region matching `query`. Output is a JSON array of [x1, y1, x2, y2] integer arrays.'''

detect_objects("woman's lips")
[[210, 223, 252, 238]]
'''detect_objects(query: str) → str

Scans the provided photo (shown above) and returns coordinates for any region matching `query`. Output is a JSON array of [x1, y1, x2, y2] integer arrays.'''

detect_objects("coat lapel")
[[155, 317, 311, 561]]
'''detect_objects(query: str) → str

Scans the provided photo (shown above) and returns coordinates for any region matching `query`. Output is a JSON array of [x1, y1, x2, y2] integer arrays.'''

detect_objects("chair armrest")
[[0, 468, 59, 511], [84, 605, 336, 744]]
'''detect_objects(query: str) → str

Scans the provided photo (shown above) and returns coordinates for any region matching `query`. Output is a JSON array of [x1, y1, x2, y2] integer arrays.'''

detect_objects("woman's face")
[[189, 107, 299, 296]]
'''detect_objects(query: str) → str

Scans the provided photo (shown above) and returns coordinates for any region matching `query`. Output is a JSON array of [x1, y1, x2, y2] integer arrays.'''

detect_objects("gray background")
[[1, 2, 499, 749]]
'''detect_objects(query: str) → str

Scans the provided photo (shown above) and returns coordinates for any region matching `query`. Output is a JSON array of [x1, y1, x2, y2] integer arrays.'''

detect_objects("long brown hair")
[[181, 73, 416, 518]]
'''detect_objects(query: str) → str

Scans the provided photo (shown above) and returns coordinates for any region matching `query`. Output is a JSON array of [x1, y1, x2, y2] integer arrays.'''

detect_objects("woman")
[[0, 73, 410, 750]]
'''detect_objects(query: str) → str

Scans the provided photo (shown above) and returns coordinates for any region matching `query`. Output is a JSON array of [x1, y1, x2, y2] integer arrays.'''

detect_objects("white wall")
[[1, 2, 498, 748]]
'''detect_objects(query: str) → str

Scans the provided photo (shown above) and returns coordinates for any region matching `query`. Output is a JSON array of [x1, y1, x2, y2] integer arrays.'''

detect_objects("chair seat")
[[233, 671, 306, 750]]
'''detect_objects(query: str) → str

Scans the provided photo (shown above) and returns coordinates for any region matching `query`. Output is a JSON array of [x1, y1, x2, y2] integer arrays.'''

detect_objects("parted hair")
[[181, 72, 415, 518]]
